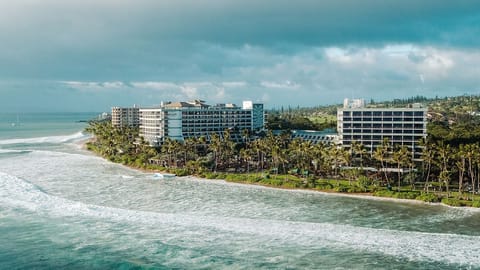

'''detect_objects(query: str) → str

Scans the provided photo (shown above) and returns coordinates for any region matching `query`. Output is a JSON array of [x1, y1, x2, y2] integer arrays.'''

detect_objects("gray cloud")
[[1, 1, 480, 111], [1, 0, 479, 80]]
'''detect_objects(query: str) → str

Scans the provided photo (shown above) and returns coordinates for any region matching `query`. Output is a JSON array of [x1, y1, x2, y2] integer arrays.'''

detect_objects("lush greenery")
[[85, 95, 480, 208], [266, 104, 337, 130]]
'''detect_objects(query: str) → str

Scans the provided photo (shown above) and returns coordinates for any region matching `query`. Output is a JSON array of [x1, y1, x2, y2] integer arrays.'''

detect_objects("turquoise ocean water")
[[0, 113, 479, 269]]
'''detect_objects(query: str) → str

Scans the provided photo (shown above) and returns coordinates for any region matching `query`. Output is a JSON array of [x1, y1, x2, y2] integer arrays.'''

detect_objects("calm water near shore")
[[0, 113, 479, 269]]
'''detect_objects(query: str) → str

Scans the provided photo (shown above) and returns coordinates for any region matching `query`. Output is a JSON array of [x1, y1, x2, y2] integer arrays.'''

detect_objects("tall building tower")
[[242, 101, 265, 131], [337, 100, 427, 159]]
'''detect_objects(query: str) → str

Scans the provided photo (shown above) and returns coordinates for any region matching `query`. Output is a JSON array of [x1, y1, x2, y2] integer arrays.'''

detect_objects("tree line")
[[85, 120, 480, 207]]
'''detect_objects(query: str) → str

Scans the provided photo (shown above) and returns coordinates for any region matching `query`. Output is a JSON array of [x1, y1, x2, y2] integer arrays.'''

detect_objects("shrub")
[[471, 200, 480, 208], [204, 173, 218, 179], [216, 173, 227, 179], [174, 169, 189, 177], [225, 174, 242, 182], [347, 186, 364, 193], [260, 178, 283, 186], [281, 182, 297, 189], [374, 190, 396, 198], [441, 198, 464, 207], [335, 185, 349, 192], [415, 193, 441, 203], [316, 181, 333, 190], [357, 176, 373, 190], [394, 191, 420, 200]]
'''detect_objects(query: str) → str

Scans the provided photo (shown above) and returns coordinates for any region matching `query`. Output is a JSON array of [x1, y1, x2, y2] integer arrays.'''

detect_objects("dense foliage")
[[85, 94, 480, 207], [266, 104, 337, 131]]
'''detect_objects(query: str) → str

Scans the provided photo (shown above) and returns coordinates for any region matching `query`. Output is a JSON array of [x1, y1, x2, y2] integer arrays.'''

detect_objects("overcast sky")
[[1, 0, 480, 112]]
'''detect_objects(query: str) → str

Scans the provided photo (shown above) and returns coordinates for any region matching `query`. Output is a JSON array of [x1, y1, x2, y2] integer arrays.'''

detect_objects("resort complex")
[[85, 95, 480, 208], [112, 100, 264, 145], [111, 98, 429, 152]]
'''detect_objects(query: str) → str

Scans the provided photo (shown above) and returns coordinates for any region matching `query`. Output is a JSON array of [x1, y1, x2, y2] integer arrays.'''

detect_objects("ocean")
[[0, 113, 479, 269]]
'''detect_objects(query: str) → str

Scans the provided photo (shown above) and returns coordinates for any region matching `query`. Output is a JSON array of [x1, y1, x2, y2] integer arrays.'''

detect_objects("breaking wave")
[[0, 171, 479, 267], [0, 132, 87, 146]]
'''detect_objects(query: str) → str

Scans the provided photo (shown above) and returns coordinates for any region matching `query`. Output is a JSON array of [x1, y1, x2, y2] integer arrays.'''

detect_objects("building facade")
[[337, 99, 427, 159], [111, 106, 140, 128], [290, 130, 339, 145], [139, 100, 264, 145]]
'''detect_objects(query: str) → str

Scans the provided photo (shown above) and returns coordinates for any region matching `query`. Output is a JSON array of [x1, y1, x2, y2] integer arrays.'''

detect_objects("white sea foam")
[[0, 149, 30, 154], [0, 171, 479, 266], [0, 132, 87, 145]]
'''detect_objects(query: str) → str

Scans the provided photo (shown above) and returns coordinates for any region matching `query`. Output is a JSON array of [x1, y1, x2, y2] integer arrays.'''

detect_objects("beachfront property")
[[139, 100, 264, 145], [111, 106, 140, 128], [337, 98, 427, 159]]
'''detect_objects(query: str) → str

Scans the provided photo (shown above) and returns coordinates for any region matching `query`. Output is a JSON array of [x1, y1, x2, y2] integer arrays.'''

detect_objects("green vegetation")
[[266, 104, 338, 130], [85, 94, 480, 208], [415, 193, 441, 203]]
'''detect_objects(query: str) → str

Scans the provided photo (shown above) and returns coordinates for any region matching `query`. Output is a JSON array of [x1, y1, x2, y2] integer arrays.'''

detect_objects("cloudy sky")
[[1, 0, 480, 112]]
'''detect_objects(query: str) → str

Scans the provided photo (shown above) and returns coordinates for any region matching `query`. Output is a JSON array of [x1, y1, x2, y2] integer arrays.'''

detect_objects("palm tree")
[[270, 141, 281, 176], [209, 133, 222, 172], [239, 147, 253, 173], [352, 140, 367, 167], [254, 138, 269, 174], [221, 129, 236, 169], [183, 138, 197, 163], [171, 139, 182, 168], [328, 145, 345, 178], [311, 142, 327, 176], [465, 143, 478, 197], [419, 138, 434, 192], [242, 128, 251, 145], [455, 144, 467, 196], [373, 138, 391, 184], [278, 148, 289, 179], [392, 145, 410, 191], [435, 141, 452, 195]]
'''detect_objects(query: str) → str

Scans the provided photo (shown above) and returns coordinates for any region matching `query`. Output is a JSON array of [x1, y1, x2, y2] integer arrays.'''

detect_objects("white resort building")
[[111, 106, 140, 128], [138, 100, 264, 145], [337, 99, 427, 159]]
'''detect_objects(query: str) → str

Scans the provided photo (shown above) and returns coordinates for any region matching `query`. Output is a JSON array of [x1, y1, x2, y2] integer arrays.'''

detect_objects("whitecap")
[[0, 131, 87, 145], [0, 171, 479, 267], [0, 149, 30, 154]]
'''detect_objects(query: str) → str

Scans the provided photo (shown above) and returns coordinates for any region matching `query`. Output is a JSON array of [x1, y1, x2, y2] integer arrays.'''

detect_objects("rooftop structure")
[[343, 98, 365, 109]]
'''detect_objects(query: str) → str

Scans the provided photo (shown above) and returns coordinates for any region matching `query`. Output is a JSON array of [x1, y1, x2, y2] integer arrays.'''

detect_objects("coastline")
[[81, 141, 480, 210], [181, 175, 432, 206]]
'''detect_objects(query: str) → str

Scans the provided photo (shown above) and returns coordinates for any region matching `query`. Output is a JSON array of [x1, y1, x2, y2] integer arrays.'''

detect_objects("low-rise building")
[[291, 130, 339, 145]]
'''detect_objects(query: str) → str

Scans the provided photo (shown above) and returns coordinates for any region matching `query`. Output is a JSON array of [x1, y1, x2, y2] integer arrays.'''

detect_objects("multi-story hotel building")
[[337, 99, 427, 159], [111, 106, 140, 128], [139, 100, 264, 145]]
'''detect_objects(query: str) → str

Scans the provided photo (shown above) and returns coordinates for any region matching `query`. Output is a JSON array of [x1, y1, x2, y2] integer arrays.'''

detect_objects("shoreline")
[[181, 175, 431, 206], [180, 175, 480, 210], [81, 141, 480, 210]]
